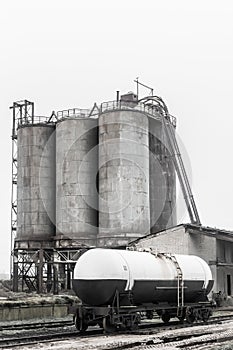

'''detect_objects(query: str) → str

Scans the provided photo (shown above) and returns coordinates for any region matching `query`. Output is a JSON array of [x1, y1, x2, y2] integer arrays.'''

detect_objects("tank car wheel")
[[186, 313, 196, 324], [202, 309, 211, 323], [103, 316, 117, 333], [74, 315, 88, 333], [186, 308, 196, 324], [161, 312, 170, 324], [98, 320, 103, 328], [146, 310, 154, 320], [177, 309, 185, 323], [125, 316, 140, 331], [177, 315, 185, 323]]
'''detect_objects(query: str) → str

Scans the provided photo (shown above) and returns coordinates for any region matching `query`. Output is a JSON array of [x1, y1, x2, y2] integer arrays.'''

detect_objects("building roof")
[[129, 223, 233, 245]]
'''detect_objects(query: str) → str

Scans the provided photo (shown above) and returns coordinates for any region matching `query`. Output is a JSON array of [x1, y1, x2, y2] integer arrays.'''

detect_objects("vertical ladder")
[[165, 253, 184, 317]]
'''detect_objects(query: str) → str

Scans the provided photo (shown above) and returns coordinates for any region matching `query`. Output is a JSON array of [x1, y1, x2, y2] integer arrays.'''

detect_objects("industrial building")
[[128, 224, 233, 297], [10, 85, 233, 299]]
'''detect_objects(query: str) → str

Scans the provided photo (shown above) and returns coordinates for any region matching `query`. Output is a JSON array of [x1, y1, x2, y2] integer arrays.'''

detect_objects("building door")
[[227, 274, 232, 296]]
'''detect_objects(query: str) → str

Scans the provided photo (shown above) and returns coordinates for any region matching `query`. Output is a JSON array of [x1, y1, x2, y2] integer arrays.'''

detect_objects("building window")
[[217, 241, 226, 263]]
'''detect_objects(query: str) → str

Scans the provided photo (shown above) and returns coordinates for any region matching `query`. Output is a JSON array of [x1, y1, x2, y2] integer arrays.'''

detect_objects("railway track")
[[113, 326, 233, 350], [0, 319, 73, 331], [0, 314, 232, 349], [0, 313, 229, 333], [130, 314, 233, 335], [0, 330, 79, 349]]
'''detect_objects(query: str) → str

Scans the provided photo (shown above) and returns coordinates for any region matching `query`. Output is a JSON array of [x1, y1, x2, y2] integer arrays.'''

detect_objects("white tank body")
[[73, 249, 214, 306]]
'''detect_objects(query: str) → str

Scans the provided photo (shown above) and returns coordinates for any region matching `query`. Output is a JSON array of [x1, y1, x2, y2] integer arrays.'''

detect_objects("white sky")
[[0, 0, 233, 274]]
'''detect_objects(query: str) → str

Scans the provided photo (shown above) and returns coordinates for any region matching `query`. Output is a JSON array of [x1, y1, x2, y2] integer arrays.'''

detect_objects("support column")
[[53, 251, 59, 295], [12, 250, 18, 292], [38, 249, 44, 294]]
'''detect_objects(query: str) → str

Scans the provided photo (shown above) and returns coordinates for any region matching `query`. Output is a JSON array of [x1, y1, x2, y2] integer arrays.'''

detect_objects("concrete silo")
[[17, 124, 56, 241], [56, 118, 98, 246], [149, 117, 176, 233], [98, 106, 150, 247], [98, 92, 176, 246]]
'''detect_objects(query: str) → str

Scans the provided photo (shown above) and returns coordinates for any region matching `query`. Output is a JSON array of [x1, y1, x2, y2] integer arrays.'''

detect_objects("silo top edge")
[[100, 108, 162, 123], [56, 116, 98, 124], [17, 123, 55, 130]]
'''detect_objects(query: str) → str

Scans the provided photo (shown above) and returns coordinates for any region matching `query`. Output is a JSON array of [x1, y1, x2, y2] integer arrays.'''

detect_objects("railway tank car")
[[72, 249, 214, 332]]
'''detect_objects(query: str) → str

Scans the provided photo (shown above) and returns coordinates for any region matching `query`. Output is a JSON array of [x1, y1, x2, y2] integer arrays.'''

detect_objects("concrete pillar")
[[13, 251, 18, 292]]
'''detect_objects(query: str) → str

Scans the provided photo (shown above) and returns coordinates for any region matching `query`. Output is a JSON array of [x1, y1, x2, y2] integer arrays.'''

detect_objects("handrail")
[[57, 108, 90, 119], [17, 115, 51, 128], [55, 100, 177, 127], [100, 100, 177, 127], [15, 100, 177, 128]]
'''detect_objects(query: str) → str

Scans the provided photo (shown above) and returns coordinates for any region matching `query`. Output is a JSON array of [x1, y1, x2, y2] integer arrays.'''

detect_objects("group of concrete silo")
[[16, 93, 176, 248]]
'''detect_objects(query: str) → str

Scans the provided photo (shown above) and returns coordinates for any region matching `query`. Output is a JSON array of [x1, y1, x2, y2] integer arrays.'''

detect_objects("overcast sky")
[[1, 0, 233, 274]]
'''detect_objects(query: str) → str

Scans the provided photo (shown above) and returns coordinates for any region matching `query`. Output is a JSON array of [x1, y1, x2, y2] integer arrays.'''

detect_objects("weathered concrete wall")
[[98, 110, 150, 247], [187, 231, 216, 262], [130, 226, 189, 254], [56, 118, 98, 245], [0, 304, 68, 322], [17, 125, 56, 240], [187, 231, 217, 292]]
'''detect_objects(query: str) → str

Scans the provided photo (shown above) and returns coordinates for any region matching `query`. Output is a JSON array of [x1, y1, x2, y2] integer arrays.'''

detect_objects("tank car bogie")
[[73, 302, 214, 333]]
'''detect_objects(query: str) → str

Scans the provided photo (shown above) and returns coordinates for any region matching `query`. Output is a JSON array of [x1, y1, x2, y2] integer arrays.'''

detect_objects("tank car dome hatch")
[[72, 249, 214, 307]]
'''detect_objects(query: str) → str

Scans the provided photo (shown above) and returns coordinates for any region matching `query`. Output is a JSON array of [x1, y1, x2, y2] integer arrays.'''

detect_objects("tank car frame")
[[73, 289, 214, 333]]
